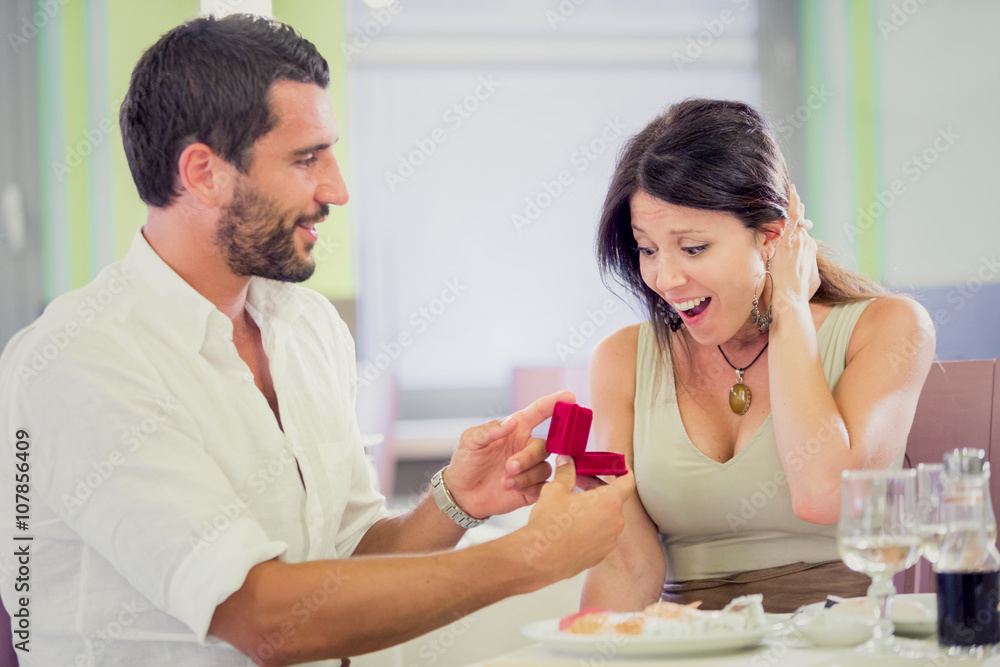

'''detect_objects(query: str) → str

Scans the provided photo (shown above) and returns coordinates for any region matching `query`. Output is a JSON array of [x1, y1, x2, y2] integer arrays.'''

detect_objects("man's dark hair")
[[120, 13, 330, 208]]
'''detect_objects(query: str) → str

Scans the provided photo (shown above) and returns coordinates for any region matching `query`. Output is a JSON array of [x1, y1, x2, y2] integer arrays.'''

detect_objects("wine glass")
[[917, 463, 946, 564], [920, 463, 997, 557], [838, 468, 922, 653]]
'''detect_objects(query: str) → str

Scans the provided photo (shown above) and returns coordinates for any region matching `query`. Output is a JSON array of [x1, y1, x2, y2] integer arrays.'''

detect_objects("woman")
[[582, 99, 935, 613]]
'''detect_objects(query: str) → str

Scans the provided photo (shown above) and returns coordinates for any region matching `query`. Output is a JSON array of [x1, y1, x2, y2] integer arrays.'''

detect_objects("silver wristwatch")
[[430, 466, 487, 529]]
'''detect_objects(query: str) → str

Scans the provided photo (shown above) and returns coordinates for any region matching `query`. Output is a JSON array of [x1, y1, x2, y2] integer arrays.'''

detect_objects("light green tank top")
[[633, 299, 895, 581]]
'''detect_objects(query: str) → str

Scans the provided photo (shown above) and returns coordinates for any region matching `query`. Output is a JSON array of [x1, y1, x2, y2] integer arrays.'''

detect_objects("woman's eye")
[[635, 246, 656, 257], [682, 244, 708, 256]]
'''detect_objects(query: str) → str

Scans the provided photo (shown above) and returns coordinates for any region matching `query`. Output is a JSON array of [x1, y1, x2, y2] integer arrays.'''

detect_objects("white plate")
[[803, 593, 936, 638], [521, 619, 769, 657]]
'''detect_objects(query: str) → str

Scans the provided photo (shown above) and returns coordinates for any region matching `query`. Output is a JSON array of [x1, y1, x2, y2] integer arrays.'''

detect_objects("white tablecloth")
[[479, 634, 1000, 667]]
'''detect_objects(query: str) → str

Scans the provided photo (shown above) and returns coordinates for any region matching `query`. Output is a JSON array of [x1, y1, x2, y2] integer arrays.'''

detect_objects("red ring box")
[[544, 401, 627, 476]]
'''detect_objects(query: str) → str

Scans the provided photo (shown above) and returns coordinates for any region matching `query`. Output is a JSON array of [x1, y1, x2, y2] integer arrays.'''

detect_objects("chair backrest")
[[510, 367, 591, 413], [895, 358, 998, 594], [0, 593, 17, 666]]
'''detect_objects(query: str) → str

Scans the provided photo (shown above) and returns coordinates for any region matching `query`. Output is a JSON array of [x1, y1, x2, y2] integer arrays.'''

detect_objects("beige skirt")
[[661, 560, 871, 613]]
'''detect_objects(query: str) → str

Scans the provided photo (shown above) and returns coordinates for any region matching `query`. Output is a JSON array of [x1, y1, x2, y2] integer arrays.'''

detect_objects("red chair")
[[1, 593, 16, 666], [510, 367, 591, 414], [894, 358, 998, 595]]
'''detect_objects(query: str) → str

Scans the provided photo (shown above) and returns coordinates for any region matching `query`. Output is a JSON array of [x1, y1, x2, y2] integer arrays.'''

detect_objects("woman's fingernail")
[[509, 459, 521, 473], [504, 477, 515, 489]]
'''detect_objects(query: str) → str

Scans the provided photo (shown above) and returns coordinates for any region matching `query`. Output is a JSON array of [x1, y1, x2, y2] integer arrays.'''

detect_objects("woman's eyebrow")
[[630, 224, 709, 236]]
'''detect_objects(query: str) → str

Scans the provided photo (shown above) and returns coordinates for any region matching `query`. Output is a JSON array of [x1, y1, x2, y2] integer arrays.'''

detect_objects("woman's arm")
[[767, 187, 935, 524], [769, 294, 934, 524], [580, 326, 667, 611]]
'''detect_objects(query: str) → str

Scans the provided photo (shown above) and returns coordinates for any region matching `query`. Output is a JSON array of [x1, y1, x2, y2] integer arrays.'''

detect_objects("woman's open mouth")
[[672, 296, 711, 323]]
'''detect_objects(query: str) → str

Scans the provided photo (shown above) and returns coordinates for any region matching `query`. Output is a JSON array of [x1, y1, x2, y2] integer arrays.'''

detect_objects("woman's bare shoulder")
[[848, 294, 935, 364], [590, 324, 642, 401], [593, 324, 642, 361]]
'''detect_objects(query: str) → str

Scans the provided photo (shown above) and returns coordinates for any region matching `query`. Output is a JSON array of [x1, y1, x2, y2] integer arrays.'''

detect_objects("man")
[[0, 13, 632, 666]]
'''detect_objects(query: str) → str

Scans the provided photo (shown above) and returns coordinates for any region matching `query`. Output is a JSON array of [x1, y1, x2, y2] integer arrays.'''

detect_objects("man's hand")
[[444, 390, 575, 519], [520, 455, 633, 581]]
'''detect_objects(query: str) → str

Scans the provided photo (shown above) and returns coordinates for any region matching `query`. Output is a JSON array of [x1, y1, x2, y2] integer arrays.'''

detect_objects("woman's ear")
[[758, 219, 788, 260]]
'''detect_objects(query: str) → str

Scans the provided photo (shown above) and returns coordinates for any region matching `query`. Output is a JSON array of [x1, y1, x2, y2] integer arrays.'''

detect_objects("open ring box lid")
[[544, 401, 627, 476]]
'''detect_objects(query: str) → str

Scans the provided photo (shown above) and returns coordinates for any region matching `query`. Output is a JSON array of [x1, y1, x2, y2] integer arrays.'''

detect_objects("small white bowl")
[[793, 608, 874, 647]]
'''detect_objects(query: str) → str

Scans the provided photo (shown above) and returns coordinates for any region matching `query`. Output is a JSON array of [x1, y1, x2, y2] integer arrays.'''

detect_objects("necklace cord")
[[718, 342, 769, 372]]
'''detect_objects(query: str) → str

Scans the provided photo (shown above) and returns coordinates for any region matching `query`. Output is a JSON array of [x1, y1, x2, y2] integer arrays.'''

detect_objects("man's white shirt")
[[0, 229, 387, 666]]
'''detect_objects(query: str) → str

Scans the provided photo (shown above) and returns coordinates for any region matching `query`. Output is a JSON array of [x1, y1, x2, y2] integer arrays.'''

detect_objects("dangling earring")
[[750, 261, 773, 334], [656, 300, 683, 332]]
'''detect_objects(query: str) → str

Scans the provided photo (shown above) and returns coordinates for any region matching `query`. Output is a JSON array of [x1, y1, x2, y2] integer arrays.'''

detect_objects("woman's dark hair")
[[596, 98, 887, 359], [120, 13, 330, 208]]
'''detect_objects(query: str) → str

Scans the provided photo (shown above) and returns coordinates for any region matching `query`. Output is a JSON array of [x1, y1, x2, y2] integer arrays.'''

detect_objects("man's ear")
[[176, 142, 235, 208], [758, 219, 788, 260]]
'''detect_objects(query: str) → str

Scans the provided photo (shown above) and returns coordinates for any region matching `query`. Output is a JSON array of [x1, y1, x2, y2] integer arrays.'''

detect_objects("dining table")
[[474, 617, 1000, 667]]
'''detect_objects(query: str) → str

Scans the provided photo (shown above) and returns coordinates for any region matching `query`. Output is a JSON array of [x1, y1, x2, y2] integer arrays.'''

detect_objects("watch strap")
[[430, 466, 487, 529]]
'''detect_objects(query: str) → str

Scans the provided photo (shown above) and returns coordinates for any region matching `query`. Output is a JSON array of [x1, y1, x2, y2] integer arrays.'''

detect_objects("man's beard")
[[214, 181, 328, 283]]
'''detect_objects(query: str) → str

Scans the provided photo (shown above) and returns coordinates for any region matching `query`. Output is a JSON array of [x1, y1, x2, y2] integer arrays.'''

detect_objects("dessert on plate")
[[557, 595, 767, 638]]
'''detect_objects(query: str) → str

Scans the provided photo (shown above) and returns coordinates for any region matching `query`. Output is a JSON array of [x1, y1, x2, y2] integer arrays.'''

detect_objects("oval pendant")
[[729, 383, 751, 415]]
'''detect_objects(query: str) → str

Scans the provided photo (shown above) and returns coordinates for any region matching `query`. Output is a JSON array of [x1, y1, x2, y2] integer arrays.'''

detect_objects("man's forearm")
[[353, 492, 468, 555], [210, 532, 544, 665]]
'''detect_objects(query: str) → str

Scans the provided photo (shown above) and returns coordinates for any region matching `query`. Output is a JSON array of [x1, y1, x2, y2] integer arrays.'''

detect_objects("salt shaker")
[[935, 448, 1000, 657]]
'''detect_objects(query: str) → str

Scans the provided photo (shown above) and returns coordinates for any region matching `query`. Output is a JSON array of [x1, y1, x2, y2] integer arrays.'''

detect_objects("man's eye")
[[298, 155, 318, 166], [682, 244, 708, 256]]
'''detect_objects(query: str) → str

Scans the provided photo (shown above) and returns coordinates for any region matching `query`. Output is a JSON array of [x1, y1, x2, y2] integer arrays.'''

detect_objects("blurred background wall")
[[1, 0, 998, 497]]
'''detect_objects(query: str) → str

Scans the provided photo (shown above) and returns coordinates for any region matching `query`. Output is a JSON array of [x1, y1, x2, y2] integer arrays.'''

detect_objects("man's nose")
[[317, 155, 349, 206]]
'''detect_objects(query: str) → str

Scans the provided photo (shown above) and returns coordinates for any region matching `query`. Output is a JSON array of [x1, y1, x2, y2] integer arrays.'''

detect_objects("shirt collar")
[[121, 228, 306, 352], [246, 274, 305, 325]]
